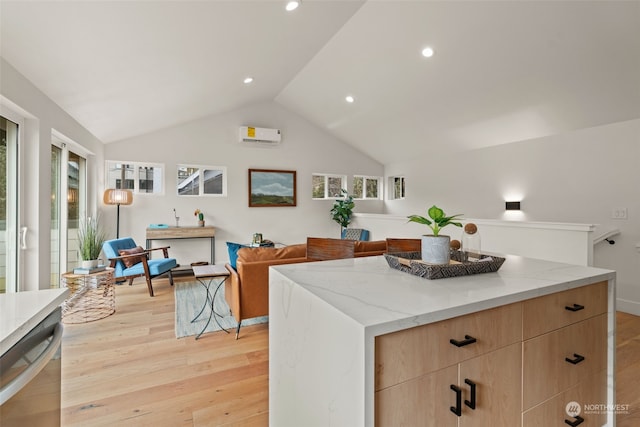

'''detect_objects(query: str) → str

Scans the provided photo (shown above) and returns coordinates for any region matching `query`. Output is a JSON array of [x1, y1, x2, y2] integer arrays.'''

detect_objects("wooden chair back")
[[306, 237, 355, 261], [386, 238, 422, 253]]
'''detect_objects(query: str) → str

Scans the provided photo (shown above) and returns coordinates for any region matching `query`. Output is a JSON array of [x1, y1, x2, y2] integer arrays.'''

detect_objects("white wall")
[[384, 119, 640, 314], [1, 58, 104, 290], [102, 101, 384, 267]]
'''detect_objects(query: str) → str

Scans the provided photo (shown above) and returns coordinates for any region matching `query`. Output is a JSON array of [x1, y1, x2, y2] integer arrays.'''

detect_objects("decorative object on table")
[[173, 208, 180, 227], [248, 169, 297, 207], [194, 208, 205, 226], [384, 251, 505, 280], [461, 223, 481, 261], [77, 215, 108, 269], [103, 189, 133, 238], [330, 189, 355, 237], [407, 205, 463, 265], [73, 264, 106, 275], [252, 233, 263, 245], [102, 237, 177, 297]]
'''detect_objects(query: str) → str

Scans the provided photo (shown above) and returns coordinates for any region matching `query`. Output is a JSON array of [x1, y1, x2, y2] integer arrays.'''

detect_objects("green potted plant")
[[78, 215, 108, 268], [330, 189, 355, 236], [408, 205, 463, 264]]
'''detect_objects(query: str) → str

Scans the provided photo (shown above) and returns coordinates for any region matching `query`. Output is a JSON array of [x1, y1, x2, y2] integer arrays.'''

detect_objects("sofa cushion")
[[118, 246, 146, 268], [227, 242, 248, 270], [238, 244, 307, 263], [355, 240, 386, 253]]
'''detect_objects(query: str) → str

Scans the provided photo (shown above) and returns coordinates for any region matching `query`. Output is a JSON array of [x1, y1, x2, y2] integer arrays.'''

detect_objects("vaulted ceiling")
[[2, 0, 639, 164]]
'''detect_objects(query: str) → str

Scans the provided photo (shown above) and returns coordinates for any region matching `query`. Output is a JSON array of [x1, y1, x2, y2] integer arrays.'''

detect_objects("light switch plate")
[[611, 207, 628, 220]]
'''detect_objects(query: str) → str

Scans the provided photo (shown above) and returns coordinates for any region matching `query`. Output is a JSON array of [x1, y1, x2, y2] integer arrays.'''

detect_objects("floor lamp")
[[103, 189, 133, 238]]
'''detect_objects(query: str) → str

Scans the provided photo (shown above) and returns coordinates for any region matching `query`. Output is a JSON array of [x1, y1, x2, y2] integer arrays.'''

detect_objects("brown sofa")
[[224, 240, 386, 338]]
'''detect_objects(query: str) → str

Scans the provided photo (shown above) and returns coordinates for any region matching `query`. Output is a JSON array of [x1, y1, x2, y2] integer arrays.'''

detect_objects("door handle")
[[565, 353, 585, 365], [450, 335, 477, 347], [464, 378, 476, 410], [0, 322, 63, 405], [450, 384, 462, 416], [20, 226, 28, 250], [565, 303, 585, 312], [565, 415, 585, 426]]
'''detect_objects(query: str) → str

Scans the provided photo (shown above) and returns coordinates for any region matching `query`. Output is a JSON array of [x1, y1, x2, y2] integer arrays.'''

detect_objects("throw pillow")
[[118, 246, 146, 268], [226, 241, 248, 270]]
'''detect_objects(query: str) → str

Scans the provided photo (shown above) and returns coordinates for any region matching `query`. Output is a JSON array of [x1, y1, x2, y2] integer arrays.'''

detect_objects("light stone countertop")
[[271, 254, 615, 337], [0, 288, 69, 355]]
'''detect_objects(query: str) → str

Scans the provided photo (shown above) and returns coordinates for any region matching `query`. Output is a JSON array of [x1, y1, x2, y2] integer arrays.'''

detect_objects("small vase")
[[198, 220, 205, 227]]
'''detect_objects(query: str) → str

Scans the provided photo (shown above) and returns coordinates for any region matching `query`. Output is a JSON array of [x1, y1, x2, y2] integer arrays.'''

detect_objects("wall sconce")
[[103, 189, 133, 238], [505, 201, 521, 211]]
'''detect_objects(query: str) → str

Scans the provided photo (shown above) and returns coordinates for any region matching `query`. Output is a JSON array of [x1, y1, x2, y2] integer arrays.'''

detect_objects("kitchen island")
[[269, 254, 616, 427]]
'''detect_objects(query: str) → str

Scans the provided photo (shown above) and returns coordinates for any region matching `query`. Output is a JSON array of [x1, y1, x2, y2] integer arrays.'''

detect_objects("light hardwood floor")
[[61, 276, 640, 426]]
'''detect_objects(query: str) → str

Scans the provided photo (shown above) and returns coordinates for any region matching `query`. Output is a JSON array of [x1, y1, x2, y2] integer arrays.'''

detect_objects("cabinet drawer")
[[523, 314, 607, 410], [523, 281, 607, 339], [523, 370, 607, 427], [375, 302, 522, 391]]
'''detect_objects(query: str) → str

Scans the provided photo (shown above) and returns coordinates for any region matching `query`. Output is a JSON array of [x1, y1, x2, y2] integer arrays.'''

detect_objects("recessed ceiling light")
[[286, 1, 300, 11], [243, 77, 253, 84], [421, 47, 434, 58], [345, 95, 355, 103]]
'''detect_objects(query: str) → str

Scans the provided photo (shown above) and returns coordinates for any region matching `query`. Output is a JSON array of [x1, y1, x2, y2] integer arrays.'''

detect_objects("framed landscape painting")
[[248, 169, 297, 207]]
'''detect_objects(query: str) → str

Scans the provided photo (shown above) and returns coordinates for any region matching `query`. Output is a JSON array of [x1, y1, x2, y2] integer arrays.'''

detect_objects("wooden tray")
[[384, 251, 506, 280]]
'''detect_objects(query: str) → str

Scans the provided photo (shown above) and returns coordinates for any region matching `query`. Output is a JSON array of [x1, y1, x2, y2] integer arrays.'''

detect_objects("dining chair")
[[306, 237, 355, 261], [385, 238, 422, 253]]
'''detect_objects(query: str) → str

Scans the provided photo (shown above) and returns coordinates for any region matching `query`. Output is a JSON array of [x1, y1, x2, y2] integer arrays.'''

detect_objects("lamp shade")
[[103, 189, 133, 206]]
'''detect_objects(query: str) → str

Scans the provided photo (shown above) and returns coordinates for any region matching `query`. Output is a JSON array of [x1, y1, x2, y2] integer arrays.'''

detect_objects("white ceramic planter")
[[81, 259, 99, 269], [421, 235, 451, 265]]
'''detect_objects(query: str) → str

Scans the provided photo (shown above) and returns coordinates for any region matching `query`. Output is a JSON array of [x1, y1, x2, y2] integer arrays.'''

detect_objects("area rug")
[[174, 280, 268, 339]]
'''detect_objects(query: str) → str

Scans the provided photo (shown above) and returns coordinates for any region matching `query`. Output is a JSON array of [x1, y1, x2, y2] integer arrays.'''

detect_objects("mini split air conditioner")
[[239, 126, 282, 144]]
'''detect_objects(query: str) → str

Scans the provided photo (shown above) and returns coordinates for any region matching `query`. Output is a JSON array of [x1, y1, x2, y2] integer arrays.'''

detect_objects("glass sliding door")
[[1, 116, 19, 293], [50, 139, 86, 287], [50, 145, 61, 288], [66, 150, 85, 273]]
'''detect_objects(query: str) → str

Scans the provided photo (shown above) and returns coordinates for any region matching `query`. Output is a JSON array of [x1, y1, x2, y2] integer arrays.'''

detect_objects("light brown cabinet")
[[375, 304, 522, 427], [375, 281, 610, 427], [522, 281, 609, 427]]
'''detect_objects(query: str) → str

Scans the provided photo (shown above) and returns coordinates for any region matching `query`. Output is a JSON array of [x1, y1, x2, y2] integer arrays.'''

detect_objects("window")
[[352, 175, 382, 200], [106, 161, 164, 194], [312, 174, 346, 199], [389, 176, 406, 200], [177, 165, 227, 196]]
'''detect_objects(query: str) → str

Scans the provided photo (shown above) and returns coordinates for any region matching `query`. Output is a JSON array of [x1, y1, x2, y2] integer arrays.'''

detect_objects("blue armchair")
[[102, 237, 177, 297], [341, 228, 369, 241]]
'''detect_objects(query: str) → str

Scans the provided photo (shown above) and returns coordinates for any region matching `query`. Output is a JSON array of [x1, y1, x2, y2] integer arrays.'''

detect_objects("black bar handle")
[[464, 378, 476, 410], [450, 384, 462, 417], [565, 415, 585, 426], [450, 335, 477, 347], [565, 353, 585, 365], [565, 303, 585, 312]]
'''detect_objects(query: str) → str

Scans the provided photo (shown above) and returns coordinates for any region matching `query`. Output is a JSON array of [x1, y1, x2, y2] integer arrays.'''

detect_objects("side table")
[[60, 268, 116, 324]]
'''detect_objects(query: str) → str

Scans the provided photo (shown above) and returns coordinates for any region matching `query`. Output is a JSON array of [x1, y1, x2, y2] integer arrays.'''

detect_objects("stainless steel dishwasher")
[[0, 306, 63, 426]]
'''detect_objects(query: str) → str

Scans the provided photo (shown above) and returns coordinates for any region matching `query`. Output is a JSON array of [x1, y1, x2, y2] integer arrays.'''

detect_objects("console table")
[[146, 226, 216, 265]]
